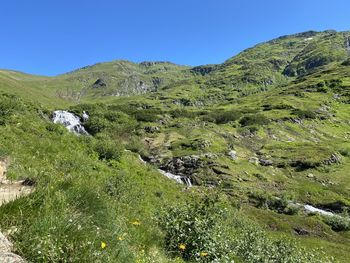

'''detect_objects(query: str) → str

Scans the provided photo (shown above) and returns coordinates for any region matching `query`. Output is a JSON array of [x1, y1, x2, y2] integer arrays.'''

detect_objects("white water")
[[303, 204, 335, 217], [157, 169, 192, 187], [52, 110, 89, 135], [158, 169, 184, 184]]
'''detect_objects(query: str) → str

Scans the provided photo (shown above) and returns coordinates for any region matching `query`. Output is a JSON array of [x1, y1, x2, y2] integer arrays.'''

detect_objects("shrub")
[[0, 93, 25, 124], [239, 114, 269, 127], [293, 109, 317, 119], [93, 135, 122, 162], [231, 216, 330, 263], [85, 116, 111, 135], [202, 109, 241, 124], [323, 215, 350, 231], [133, 109, 161, 122], [157, 195, 235, 262], [339, 147, 350, 157]]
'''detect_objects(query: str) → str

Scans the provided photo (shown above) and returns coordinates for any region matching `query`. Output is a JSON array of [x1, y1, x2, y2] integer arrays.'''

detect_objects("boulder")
[[160, 155, 203, 177], [259, 159, 273, 166], [227, 150, 237, 160], [144, 126, 160, 133]]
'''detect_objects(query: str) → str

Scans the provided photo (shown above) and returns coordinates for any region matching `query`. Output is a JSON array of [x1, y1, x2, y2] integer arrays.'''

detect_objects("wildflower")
[[179, 243, 186, 251], [132, 220, 141, 226], [101, 241, 107, 249], [200, 252, 208, 257], [118, 235, 125, 241]]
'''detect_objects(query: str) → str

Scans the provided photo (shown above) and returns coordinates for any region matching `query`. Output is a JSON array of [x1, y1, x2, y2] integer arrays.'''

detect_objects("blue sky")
[[1, 0, 349, 75]]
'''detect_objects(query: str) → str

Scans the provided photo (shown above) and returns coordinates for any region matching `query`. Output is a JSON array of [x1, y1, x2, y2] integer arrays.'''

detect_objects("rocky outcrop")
[[0, 159, 29, 262], [144, 126, 160, 133], [190, 65, 217, 76], [324, 153, 342, 165], [92, 78, 107, 88], [227, 150, 237, 160], [160, 155, 203, 178]]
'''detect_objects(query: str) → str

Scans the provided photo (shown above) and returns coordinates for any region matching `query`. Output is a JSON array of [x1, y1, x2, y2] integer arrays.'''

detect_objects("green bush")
[[0, 93, 25, 124], [239, 114, 269, 126], [157, 195, 234, 262], [231, 221, 328, 263], [323, 215, 350, 231], [93, 135, 122, 162], [293, 109, 317, 119], [85, 116, 111, 135], [249, 192, 299, 215], [202, 109, 241, 124]]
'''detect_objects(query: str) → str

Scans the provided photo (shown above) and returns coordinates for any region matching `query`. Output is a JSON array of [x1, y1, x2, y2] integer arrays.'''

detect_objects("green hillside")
[[0, 30, 350, 262]]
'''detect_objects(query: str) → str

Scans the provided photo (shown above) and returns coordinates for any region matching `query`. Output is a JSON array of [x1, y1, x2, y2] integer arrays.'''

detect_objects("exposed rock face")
[[160, 155, 203, 178], [190, 65, 217, 76], [324, 153, 341, 165], [92, 78, 107, 88]]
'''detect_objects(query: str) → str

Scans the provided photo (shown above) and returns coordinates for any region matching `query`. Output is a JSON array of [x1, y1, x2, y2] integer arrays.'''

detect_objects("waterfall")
[[52, 110, 89, 135], [157, 169, 192, 187], [303, 204, 335, 217]]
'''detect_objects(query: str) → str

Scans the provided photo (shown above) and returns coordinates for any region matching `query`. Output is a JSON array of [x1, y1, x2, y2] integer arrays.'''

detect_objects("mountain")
[[0, 30, 350, 262]]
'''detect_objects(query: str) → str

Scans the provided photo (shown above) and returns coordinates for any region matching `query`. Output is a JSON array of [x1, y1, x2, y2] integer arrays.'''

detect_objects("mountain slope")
[[0, 30, 350, 262]]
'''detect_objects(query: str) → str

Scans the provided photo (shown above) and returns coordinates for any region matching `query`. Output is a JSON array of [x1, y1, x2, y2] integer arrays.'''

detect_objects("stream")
[[52, 111, 346, 214]]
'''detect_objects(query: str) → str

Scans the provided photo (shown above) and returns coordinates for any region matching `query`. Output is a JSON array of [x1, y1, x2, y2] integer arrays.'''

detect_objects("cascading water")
[[52, 110, 89, 135]]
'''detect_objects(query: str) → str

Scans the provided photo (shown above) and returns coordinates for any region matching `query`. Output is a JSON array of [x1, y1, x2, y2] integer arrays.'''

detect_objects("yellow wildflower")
[[200, 252, 208, 257], [118, 233, 127, 241], [132, 220, 141, 226], [179, 243, 186, 251], [101, 241, 107, 249]]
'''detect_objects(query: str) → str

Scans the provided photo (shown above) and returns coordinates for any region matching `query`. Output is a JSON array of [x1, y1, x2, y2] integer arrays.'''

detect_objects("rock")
[[0, 232, 25, 262], [293, 227, 310, 236], [227, 150, 237, 160], [82, 111, 89, 122], [21, 178, 35, 186], [144, 126, 160, 133], [324, 153, 341, 165], [212, 167, 229, 175], [259, 159, 273, 166], [201, 153, 217, 159], [92, 78, 107, 88], [249, 157, 259, 165], [0, 158, 9, 183], [0, 232, 12, 253], [0, 252, 24, 263], [333, 93, 341, 99], [307, 173, 315, 178], [160, 155, 203, 177]]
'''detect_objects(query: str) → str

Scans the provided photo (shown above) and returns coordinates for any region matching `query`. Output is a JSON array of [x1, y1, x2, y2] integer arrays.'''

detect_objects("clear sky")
[[1, 0, 349, 76]]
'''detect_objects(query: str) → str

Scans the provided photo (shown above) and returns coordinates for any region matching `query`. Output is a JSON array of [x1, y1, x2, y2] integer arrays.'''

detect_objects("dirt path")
[[0, 159, 33, 263]]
